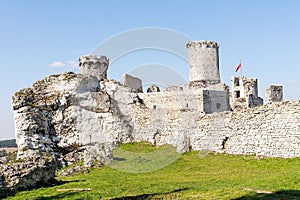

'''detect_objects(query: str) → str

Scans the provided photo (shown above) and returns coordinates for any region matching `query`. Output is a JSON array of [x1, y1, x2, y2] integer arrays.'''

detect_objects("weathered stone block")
[[122, 74, 143, 93], [265, 85, 283, 103]]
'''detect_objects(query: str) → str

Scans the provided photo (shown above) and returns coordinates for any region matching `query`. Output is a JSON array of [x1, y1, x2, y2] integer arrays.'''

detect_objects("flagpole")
[[240, 60, 243, 77]]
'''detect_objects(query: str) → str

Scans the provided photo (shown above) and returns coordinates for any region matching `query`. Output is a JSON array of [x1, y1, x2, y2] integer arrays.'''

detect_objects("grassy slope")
[[4, 142, 300, 200]]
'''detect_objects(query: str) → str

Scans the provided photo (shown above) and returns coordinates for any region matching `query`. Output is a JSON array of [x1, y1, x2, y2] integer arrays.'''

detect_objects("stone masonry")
[[131, 99, 300, 158]]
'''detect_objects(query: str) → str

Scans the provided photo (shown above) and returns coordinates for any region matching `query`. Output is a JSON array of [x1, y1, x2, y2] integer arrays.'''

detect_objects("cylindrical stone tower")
[[79, 55, 109, 80], [186, 41, 220, 86]]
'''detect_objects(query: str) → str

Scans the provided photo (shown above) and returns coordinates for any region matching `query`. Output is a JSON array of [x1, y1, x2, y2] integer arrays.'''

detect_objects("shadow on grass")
[[0, 179, 84, 199], [34, 191, 79, 200], [113, 157, 126, 161], [110, 188, 190, 200], [234, 190, 300, 200]]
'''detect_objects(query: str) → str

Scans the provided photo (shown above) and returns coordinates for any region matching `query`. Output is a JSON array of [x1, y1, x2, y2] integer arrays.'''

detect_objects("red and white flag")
[[235, 63, 242, 72]]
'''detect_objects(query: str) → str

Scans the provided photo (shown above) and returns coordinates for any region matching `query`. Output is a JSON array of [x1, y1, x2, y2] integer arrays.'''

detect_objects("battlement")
[[79, 55, 109, 80], [186, 40, 219, 48]]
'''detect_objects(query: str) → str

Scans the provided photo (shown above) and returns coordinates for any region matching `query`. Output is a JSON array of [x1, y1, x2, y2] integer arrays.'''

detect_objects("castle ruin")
[[3, 39, 299, 190], [10, 40, 300, 179]]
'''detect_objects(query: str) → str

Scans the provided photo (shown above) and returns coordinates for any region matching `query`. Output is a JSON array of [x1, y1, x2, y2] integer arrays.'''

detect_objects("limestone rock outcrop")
[[12, 72, 134, 167]]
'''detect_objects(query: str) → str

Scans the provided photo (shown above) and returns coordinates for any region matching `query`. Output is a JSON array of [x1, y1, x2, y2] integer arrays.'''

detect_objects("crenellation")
[[79, 55, 109, 80]]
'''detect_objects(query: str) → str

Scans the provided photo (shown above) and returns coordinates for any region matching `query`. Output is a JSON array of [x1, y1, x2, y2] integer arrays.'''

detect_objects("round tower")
[[186, 41, 220, 86], [79, 55, 109, 80]]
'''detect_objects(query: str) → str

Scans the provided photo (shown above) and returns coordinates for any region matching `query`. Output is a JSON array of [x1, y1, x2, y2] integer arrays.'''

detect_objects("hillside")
[[0, 139, 17, 148]]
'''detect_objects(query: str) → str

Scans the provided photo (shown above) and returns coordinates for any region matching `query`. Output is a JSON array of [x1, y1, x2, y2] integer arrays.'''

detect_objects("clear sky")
[[1, 0, 300, 140]]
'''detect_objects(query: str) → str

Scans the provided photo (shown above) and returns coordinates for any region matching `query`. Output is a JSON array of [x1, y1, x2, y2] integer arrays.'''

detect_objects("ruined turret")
[[230, 76, 263, 109], [79, 55, 109, 80]]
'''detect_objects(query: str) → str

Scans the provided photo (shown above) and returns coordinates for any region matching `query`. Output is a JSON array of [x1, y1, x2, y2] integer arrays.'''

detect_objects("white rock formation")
[[12, 72, 134, 167]]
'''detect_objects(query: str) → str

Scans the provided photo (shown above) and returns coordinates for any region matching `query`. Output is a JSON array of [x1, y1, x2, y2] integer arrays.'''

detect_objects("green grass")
[[3, 142, 300, 199]]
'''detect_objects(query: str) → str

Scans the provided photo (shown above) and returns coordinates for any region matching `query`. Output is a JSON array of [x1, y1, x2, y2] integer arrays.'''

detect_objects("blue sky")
[[1, 0, 300, 139]]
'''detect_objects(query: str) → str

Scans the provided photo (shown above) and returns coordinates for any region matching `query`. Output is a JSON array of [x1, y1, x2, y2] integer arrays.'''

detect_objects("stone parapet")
[[79, 55, 109, 80]]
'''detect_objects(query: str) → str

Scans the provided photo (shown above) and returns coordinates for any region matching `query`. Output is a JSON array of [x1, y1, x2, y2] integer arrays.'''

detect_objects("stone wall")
[[131, 99, 300, 158]]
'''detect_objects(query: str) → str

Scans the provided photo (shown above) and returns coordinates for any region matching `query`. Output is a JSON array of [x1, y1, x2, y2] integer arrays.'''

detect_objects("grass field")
[[2, 142, 300, 199]]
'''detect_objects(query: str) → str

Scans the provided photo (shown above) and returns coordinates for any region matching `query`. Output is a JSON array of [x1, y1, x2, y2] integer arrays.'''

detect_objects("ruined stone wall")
[[131, 99, 300, 158], [209, 101, 300, 158], [217, 101, 300, 157]]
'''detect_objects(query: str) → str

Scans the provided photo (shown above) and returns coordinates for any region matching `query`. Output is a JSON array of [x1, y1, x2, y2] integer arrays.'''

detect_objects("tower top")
[[186, 40, 219, 48], [79, 55, 109, 80]]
